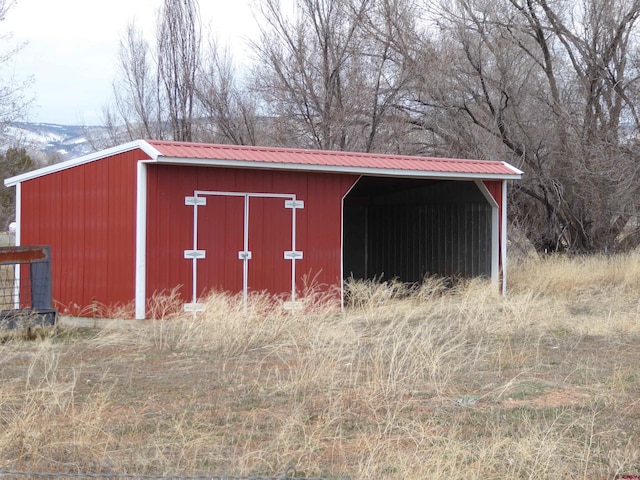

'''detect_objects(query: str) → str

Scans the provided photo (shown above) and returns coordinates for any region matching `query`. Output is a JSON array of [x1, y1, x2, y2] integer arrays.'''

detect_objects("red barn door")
[[184, 191, 304, 309], [192, 194, 245, 296]]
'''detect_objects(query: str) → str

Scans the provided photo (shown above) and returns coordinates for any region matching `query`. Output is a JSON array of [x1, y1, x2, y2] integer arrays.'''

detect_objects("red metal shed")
[[4, 140, 522, 319]]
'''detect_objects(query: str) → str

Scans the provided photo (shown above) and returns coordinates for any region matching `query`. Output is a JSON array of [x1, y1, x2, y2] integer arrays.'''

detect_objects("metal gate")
[[0, 245, 57, 328], [184, 191, 304, 310]]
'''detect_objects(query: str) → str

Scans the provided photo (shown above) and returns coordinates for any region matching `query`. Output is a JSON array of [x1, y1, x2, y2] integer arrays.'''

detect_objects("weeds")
[[1, 254, 640, 478]]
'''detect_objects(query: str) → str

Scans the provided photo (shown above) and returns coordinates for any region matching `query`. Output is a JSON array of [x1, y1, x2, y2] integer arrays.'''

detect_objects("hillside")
[[2, 122, 107, 160]]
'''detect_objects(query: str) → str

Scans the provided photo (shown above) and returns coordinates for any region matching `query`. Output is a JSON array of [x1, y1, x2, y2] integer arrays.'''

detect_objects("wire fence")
[[0, 469, 352, 480], [0, 245, 57, 328], [0, 245, 53, 310], [0, 263, 48, 311]]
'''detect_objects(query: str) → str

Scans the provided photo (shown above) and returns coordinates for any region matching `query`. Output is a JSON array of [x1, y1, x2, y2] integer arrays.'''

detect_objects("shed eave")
[[154, 156, 524, 181], [501, 161, 524, 176], [3, 139, 161, 187]]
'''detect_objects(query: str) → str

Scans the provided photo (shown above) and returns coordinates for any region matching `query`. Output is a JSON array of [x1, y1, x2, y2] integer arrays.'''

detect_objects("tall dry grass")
[[1, 254, 640, 478]]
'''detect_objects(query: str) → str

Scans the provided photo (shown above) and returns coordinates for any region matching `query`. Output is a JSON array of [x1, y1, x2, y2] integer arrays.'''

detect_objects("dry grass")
[[0, 264, 16, 310], [1, 254, 640, 479]]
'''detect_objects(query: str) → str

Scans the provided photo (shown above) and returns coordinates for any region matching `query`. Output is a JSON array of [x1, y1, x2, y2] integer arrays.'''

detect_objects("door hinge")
[[185, 196, 207, 206], [238, 251, 253, 260], [184, 250, 206, 259], [184, 302, 206, 312], [285, 199, 304, 209]]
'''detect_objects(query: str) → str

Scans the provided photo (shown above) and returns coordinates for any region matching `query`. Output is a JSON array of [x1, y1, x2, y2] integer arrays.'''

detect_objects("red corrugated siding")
[[146, 165, 358, 301], [483, 180, 504, 266], [20, 150, 144, 314], [483, 180, 503, 209], [197, 194, 245, 294]]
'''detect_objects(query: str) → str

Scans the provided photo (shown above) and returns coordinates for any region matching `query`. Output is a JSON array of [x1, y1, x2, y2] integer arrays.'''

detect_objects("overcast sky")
[[2, 0, 258, 126]]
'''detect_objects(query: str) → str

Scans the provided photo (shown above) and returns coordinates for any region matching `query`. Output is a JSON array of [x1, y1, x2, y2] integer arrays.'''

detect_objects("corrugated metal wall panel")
[[146, 164, 194, 300], [361, 202, 491, 281], [344, 179, 493, 283], [248, 196, 292, 295], [483, 181, 503, 209], [107, 154, 138, 305], [19, 150, 143, 314], [84, 162, 104, 303], [145, 166, 357, 302], [197, 194, 244, 295]]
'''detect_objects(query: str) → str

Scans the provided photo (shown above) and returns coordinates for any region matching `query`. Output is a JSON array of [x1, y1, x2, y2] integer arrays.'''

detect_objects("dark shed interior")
[[343, 177, 493, 283]]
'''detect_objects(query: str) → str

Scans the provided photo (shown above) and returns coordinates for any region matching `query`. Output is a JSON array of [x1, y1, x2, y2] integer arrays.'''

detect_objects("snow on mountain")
[[2, 122, 108, 161]]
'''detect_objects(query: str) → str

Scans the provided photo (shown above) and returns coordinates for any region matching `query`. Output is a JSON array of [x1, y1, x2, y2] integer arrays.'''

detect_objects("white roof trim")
[[501, 161, 524, 176], [3, 140, 161, 187], [154, 156, 524, 180]]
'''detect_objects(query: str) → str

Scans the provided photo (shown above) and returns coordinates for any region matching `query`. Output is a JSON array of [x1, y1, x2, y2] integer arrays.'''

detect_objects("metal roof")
[[4, 139, 523, 186]]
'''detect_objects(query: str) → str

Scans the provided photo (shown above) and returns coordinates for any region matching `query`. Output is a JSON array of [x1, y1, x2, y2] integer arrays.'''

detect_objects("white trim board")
[[134, 161, 150, 320], [4, 140, 163, 187]]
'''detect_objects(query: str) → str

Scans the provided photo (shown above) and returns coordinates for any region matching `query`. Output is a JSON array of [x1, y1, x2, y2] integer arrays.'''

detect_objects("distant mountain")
[[2, 122, 108, 161]]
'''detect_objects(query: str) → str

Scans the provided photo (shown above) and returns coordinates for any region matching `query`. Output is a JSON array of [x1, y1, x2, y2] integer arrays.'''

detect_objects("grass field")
[[1, 254, 640, 479]]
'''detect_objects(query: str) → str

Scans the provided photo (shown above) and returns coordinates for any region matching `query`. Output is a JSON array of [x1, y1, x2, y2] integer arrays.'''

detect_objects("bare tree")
[[410, 0, 640, 253], [0, 147, 34, 229], [196, 43, 259, 145], [112, 23, 162, 141], [251, 0, 418, 152], [0, 0, 32, 133], [105, 0, 202, 144], [98, 0, 640, 254], [0, 0, 35, 227], [105, 0, 421, 152], [157, 0, 201, 141]]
